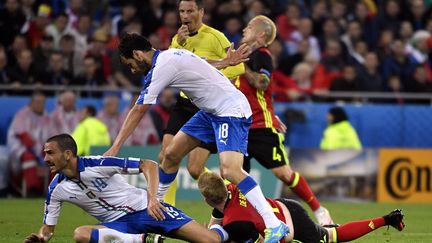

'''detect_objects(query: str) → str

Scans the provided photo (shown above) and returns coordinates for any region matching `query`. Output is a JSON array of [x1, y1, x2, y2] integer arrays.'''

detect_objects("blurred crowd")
[[3, 0, 432, 196], [1, 0, 432, 102]]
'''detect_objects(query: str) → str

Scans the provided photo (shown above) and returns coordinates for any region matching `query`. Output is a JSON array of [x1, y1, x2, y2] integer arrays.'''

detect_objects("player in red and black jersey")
[[236, 15, 333, 225], [198, 172, 406, 243]]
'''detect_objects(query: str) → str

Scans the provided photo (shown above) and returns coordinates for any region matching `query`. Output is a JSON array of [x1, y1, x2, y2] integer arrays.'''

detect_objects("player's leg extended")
[[158, 131, 200, 200], [159, 134, 178, 205], [187, 146, 211, 180], [172, 220, 228, 243], [327, 209, 405, 242], [272, 165, 333, 225], [74, 225, 151, 243]]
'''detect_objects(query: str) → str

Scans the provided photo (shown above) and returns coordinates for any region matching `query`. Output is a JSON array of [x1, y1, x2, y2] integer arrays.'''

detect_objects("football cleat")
[[314, 206, 334, 225], [143, 233, 165, 243], [383, 209, 405, 231], [263, 222, 289, 243]]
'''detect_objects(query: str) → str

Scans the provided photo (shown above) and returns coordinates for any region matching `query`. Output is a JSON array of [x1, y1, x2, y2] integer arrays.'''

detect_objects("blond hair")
[[251, 15, 276, 46], [197, 172, 228, 205]]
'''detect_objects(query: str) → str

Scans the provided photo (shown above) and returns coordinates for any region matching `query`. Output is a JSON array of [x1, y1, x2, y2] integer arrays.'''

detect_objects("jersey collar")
[[150, 49, 161, 68]]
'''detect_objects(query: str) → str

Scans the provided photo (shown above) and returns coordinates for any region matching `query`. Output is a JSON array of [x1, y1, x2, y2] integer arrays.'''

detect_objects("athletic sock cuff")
[[237, 176, 257, 195], [159, 169, 178, 184]]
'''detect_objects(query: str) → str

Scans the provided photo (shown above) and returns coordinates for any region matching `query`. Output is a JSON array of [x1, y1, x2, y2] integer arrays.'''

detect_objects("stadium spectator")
[[105, 33, 289, 242], [407, 0, 428, 31], [0, 0, 26, 48], [222, 16, 243, 48], [58, 34, 83, 77], [320, 107, 362, 150], [67, 13, 92, 56], [286, 17, 321, 62], [383, 75, 405, 104], [236, 15, 333, 225], [72, 105, 110, 156], [74, 55, 106, 97], [9, 49, 43, 96], [407, 64, 432, 93], [330, 64, 361, 99], [310, 0, 327, 39], [45, 12, 70, 49], [341, 20, 364, 58], [376, 0, 403, 36], [0, 49, 12, 89], [40, 51, 73, 89], [318, 18, 341, 52], [50, 91, 80, 135], [32, 35, 55, 76], [65, 0, 85, 30], [6, 34, 28, 70], [24, 134, 229, 243], [381, 39, 417, 86], [87, 29, 115, 85], [7, 91, 50, 197], [121, 93, 160, 146], [111, 1, 139, 37], [312, 39, 344, 92], [97, 95, 122, 143], [141, 0, 165, 37], [348, 1, 378, 48], [198, 172, 405, 243], [275, 3, 300, 43], [357, 52, 384, 92], [156, 9, 180, 50], [25, 4, 52, 49]]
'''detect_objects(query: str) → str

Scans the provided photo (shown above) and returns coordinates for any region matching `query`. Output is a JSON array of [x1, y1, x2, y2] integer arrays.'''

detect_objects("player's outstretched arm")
[[104, 104, 150, 156], [24, 225, 55, 243], [207, 43, 250, 70], [140, 159, 166, 221]]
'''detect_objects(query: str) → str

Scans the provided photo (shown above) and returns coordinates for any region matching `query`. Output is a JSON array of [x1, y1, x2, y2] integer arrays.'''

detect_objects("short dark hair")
[[84, 105, 97, 117], [178, 0, 203, 9], [118, 33, 152, 58], [46, 134, 78, 156]]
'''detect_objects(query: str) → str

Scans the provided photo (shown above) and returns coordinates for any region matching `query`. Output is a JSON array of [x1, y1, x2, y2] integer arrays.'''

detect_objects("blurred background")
[[0, 0, 431, 207]]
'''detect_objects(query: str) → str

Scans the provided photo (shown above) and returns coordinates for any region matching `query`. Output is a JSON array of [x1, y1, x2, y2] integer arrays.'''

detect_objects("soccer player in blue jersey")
[[104, 33, 289, 242], [24, 134, 228, 243]]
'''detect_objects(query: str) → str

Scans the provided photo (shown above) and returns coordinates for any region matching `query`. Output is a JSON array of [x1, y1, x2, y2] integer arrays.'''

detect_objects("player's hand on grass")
[[24, 233, 45, 243], [147, 197, 167, 221], [226, 43, 251, 66]]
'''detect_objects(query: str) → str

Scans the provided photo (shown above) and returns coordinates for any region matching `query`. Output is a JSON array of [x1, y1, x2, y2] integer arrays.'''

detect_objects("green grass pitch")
[[1, 199, 431, 242]]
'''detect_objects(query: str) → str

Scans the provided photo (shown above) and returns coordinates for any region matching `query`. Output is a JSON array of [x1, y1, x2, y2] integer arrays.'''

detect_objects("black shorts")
[[243, 128, 289, 171], [165, 96, 217, 154], [277, 198, 329, 243]]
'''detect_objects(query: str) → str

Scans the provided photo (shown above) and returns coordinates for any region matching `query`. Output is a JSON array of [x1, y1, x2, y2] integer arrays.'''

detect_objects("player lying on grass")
[[198, 172, 405, 243], [24, 134, 228, 243]]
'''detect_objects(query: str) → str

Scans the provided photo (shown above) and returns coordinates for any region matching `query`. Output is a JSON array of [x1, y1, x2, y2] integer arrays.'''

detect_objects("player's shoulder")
[[200, 24, 229, 42]]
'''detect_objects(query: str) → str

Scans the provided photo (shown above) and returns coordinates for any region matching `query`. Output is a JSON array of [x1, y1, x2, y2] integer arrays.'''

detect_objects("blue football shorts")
[[180, 110, 252, 155], [100, 203, 193, 235]]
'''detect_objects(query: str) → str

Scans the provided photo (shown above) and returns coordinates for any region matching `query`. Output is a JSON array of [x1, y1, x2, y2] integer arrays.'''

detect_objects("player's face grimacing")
[[43, 142, 69, 173], [241, 19, 259, 45], [178, 1, 203, 33], [120, 56, 151, 75]]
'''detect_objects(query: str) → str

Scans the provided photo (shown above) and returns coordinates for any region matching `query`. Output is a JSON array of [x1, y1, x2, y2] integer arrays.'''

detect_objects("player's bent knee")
[[187, 163, 203, 180], [73, 227, 91, 243]]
